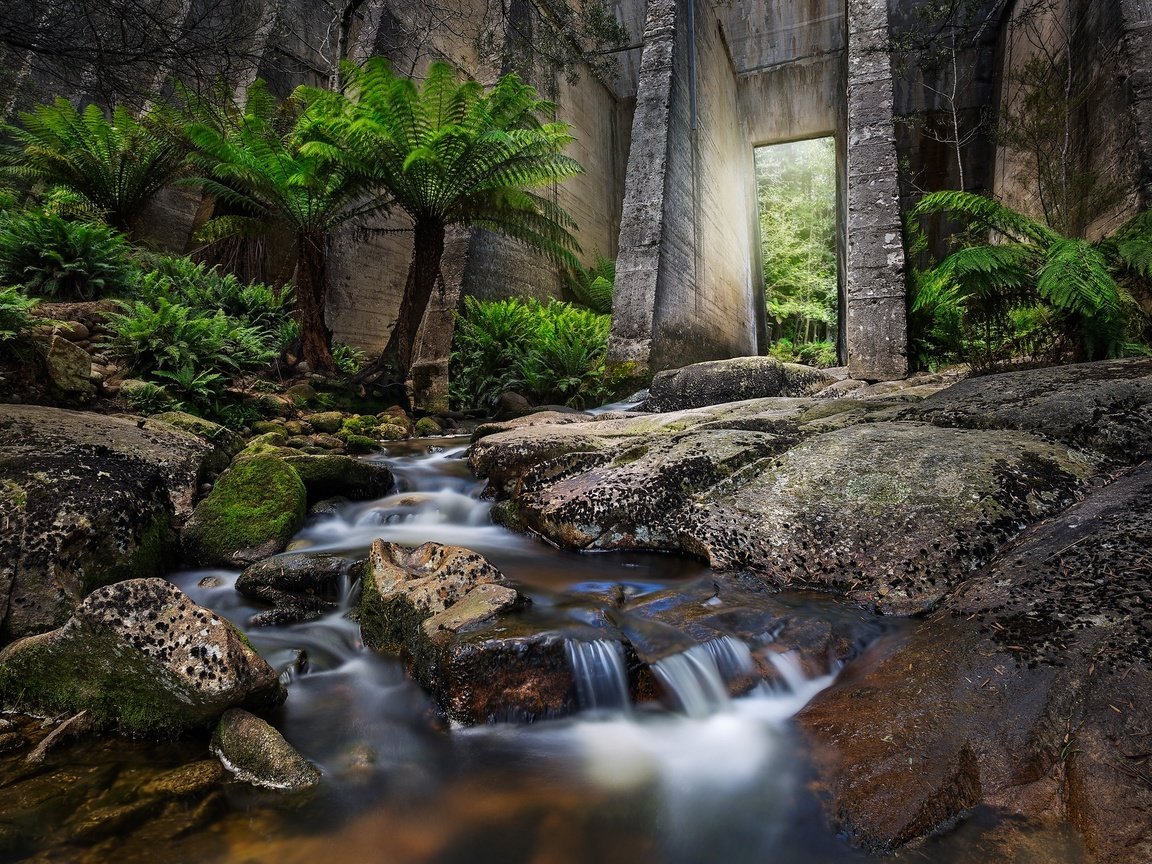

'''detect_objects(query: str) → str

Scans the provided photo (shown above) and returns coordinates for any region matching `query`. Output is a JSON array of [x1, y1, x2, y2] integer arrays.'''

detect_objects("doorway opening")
[[754, 137, 839, 368]]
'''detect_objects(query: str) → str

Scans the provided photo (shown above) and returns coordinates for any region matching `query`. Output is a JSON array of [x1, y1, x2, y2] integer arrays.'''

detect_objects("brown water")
[[0, 437, 1089, 864]]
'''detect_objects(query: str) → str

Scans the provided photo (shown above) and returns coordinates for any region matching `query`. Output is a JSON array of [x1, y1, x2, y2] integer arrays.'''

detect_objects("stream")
[[2, 436, 1086, 863]]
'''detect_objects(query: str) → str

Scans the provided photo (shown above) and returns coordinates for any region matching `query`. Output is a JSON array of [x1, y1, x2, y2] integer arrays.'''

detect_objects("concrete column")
[[1119, 0, 1152, 209], [607, 0, 681, 371], [845, 0, 908, 381]]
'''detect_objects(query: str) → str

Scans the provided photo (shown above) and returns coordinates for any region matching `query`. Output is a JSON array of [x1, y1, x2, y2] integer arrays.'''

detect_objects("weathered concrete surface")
[[799, 462, 1152, 862], [845, 0, 907, 380]]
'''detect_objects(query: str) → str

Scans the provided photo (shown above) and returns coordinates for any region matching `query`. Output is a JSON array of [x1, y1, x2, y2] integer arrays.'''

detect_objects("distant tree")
[[0, 98, 186, 234], [320, 58, 583, 403]]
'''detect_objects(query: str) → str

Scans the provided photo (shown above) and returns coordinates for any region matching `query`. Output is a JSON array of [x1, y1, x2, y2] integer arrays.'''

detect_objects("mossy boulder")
[[211, 708, 320, 790], [182, 455, 307, 568], [283, 383, 318, 407], [0, 405, 224, 643], [413, 417, 442, 437], [377, 423, 408, 441], [249, 420, 284, 436], [0, 579, 285, 734], [147, 412, 245, 477], [307, 411, 346, 434], [281, 455, 392, 503], [342, 434, 380, 453]]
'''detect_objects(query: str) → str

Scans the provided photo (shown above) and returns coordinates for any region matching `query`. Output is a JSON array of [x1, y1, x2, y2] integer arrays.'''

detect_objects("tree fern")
[[314, 58, 584, 402], [0, 99, 186, 234]]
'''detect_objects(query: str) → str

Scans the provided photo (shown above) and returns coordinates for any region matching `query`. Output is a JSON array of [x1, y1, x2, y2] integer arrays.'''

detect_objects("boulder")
[[898, 357, 1152, 462], [146, 411, 245, 478], [413, 417, 443, 437], [181, 455, 307, 568], [643, 356, 835, 412], [0, 579, 285, 733], [211, 709, 320, 790], [38, 334, 93, 396], [798, 462, 1152, 863], [236, 553, 354, 626], [515, 429, 793, 551], [0, 405, 226, 641], [281, 454, 392, 504], [359, 540, 514, 652], [682, 422, 1096, 614]]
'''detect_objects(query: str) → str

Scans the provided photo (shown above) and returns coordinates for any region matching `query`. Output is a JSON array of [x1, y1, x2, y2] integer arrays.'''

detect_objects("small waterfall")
[[565, 639, 630, 713], [652, 645, 731, 718], [702, 635, 755, 680], [765, 651, 812, 694]]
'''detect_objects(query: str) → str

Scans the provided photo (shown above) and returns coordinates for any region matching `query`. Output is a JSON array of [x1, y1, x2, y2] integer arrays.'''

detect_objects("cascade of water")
[[652, 644, 732, 718], [702, 635, 756, 680], [565, 639, 630, 713]]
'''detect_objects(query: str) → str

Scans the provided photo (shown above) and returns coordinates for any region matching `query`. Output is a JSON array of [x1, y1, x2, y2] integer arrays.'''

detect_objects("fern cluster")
[[0, 286, 40, 349], [450, 296, 611, 411], [0, 211, 133, 300], [565, 254, 615, 314], [911, 191, 1152, 369]]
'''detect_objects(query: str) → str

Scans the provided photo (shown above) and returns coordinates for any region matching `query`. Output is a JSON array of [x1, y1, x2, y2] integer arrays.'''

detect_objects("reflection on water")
[[2, 434, 1089, 864]]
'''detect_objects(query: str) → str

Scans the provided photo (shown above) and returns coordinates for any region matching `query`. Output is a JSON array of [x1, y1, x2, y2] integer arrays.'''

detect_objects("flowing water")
[[1, 436, 1090, 864]]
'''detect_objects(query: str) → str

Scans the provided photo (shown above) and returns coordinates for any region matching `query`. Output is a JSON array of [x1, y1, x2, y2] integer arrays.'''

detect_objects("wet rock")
[[139, 760, 225, 797], [236, 553, 353, 626], [414, 416, 443, 437], [898, 357, 1152, 462], [146, 411, 245, 477], [798, 462, 1152, 863], [211, 708, 320, 790], [468, 427, 620, 497], [69, 797, 165, 843], [23, 710, 92, 764], [0, 731, 23, 754], [643, 356, 835, 412], [515, 429, 793, 551], [420, 582, 521, 641], [681, 422, 1097, 614], [360, 540, 514, 652], [181, 454, 307, 568], [0, 405, 225, 642], [0, 578, 285, 733], [281, 454, 393, 503]]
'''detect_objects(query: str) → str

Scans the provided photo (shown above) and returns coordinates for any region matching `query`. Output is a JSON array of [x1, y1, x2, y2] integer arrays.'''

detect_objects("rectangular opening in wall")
[[755, 137, 839, 369]]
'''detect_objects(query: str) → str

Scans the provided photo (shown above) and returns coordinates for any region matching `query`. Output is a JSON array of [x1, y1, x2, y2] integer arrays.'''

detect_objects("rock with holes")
[[897, 357, 1152, 462], [359, 540, 522, 652], [681, 422, 1098, 615], [513, 429, 794, 552], [0, 578, 285, 734], [798, 462, 1152, 863], [0, 405, 231, 643], [642, 356, 835, 412]]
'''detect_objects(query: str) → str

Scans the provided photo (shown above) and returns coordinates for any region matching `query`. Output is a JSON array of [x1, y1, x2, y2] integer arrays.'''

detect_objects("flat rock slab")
[[798, 462, 1152, 863], [683, 422, 1096, 614], [899, 357, 1152, 462]]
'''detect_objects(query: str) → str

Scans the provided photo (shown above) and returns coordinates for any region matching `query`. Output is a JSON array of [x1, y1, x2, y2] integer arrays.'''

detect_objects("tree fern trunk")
[[295, 229, 336, 373], [387, 219, 447, 391]]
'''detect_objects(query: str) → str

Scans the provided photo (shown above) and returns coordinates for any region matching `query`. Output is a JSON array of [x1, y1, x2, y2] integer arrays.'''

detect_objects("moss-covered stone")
[[281, 455, 393, 503], [148, 412, 245, 465], [377, 423, 408, 441], [182, 455, 307, 568], [342, 434, 380, 453], [249, 420, 284, 436], [211, 709, 320, 790], [413, 417, 443, 437], [306, 411, 346, 434], [0, 579, 285, 734]]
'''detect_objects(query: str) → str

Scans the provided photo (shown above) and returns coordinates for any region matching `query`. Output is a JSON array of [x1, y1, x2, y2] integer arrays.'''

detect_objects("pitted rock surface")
[[898, 357, 1152, 461], [280, 454, 393, 503], [643, 356, 835, 412], [360, 540, 520, 652], [0, 405, 227, 642], [799, 462, 1152, 863], [682, 422, 1097, 614], [515, 429, 794, 551], [0, 578, 285, 732]]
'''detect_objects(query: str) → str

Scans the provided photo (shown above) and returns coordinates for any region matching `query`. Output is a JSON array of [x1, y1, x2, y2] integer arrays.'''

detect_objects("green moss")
[[247, 430, 288, 447], [182, 454, 306, 567], [84, 511, 174, 596], [250, 421, 284, 436], [342, 434, 380, 453], [377, 423, 408, 441], [1, 479, 27, 509], [413, 417, 442, 437], [340, 415, 380, 437]]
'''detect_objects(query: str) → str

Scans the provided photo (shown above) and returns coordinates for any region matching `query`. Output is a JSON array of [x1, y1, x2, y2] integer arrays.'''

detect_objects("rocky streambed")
[[0, 356, 1150, 863]]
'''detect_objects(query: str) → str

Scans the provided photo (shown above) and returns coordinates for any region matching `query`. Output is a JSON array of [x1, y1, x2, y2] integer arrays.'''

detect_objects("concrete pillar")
[[845, 0, 908, 381], [1119, 0, 1152, 209]]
